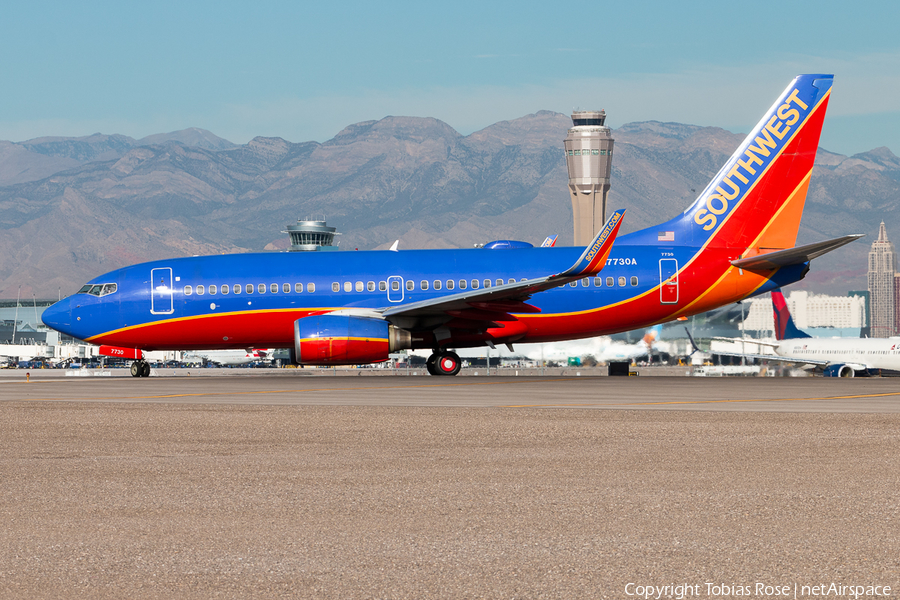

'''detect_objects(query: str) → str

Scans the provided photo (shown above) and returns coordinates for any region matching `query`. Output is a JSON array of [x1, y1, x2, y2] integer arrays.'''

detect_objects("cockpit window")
[[79, 283, 117, 296]]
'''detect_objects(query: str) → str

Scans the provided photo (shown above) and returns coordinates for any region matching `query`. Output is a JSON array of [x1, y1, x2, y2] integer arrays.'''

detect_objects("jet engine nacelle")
[[293, 315, 412, 365], [824, 363, 855, 378]]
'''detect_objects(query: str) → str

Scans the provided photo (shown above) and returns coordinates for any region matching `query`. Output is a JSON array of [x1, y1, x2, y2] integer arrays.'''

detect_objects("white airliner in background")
[[691, 289, 900, 377], [182, 349, 269, 367], [596, 325, 663, 364]]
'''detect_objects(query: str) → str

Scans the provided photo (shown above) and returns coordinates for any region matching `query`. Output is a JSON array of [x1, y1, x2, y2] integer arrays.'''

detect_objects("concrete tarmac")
[[1, 376, 899, 598], [3, 373, 900, 412]]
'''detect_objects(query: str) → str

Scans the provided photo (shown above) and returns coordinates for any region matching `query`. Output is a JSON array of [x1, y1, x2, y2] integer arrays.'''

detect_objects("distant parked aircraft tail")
[[772, 289, 811, 340]]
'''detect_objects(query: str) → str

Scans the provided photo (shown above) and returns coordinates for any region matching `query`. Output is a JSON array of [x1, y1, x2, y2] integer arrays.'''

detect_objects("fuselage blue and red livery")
[[42, 75, 859, 375]]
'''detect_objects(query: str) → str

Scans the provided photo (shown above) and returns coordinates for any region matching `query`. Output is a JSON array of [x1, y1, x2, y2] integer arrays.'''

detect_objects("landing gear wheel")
[[426, 353, 438, 376], [131, 360, 150, 378], [434, 351, 461, 376]]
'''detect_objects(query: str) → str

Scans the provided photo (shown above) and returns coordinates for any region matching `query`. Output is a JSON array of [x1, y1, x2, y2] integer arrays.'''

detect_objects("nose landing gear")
[[426, 350, 461, 376], [130, 360, 151, 377]]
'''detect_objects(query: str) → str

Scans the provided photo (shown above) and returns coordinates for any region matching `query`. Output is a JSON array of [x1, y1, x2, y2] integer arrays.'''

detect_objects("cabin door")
[[659, 259, 679, 304], [150, 267, 174, 314], [387, 275, 404, 303]]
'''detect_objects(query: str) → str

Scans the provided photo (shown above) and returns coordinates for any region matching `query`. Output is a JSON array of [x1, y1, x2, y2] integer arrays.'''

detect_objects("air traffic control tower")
[[564, 110, 614, 245]]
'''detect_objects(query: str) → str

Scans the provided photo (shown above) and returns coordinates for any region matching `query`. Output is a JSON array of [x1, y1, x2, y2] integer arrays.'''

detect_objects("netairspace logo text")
[[624, 583, 892, 600]]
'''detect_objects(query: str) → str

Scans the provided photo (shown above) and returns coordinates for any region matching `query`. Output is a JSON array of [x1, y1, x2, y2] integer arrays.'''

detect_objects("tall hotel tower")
[[867, 221, 897, 337], [564, 110, 614, 245]]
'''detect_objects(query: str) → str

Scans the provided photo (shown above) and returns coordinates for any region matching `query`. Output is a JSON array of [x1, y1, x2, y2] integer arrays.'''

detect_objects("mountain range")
[[0, 114, 897, 299]]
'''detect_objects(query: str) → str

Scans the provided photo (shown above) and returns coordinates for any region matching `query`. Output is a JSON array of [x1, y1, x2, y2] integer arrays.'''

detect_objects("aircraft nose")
[[41, 299, 72, 333]]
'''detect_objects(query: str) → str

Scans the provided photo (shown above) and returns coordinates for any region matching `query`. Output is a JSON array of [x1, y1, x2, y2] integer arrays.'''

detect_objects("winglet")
[[389, 240, 399, 251], [557, 209, 625, 278], [540, 235, 558, 248], [684, 327, 701, 355]]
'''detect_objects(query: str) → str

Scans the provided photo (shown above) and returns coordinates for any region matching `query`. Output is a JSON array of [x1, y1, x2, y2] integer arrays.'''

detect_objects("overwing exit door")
[[659, 259, 679, 304], [387, 275, 404, 303]]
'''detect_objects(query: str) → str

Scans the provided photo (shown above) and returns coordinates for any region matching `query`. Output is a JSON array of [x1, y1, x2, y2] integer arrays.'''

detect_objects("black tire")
[[141, 361, 151, 377], [435, 351, 461, 376], [426, 353, 438, 376], [131, 362, 142, 377]]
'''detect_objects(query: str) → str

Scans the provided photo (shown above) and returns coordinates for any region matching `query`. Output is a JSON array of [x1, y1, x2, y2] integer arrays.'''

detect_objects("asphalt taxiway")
[[3, 373, 900, 412], [2, 375, 899, 598]]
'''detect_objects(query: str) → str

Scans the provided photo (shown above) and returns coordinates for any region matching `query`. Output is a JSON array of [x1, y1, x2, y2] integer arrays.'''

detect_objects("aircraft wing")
[[381, 210, 625, 321], [703, 349, 829, 367], [710, 336, 781, 348], [731, 234, 863, 270]]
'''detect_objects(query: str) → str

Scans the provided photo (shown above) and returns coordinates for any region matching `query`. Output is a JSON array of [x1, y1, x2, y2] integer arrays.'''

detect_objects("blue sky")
[[1, 0, 897, 156]]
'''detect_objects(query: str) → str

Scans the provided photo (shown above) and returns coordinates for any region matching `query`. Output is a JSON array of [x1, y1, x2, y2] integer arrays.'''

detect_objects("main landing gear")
[[130, 360, 151, 378], [426, 350, 461, 376]]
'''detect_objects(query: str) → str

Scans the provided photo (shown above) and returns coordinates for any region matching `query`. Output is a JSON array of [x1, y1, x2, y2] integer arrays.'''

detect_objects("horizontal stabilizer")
[[731, 234, 864, 270]]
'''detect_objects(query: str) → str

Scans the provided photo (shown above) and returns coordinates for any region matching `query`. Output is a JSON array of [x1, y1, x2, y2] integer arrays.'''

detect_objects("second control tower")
[[564, 110, 614, 245]]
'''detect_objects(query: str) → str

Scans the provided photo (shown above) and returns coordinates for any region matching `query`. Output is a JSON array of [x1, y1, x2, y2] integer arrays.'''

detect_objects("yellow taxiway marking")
[[2, 378, 580, 403], [504, 390, 900, 408]]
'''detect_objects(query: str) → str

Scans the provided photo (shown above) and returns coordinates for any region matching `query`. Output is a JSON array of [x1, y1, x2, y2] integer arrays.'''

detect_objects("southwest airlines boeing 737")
[[42, 75, 861, 377]]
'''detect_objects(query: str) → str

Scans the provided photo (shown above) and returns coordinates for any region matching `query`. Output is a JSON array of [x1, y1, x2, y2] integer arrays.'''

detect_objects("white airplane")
[[689, 289, 900, 377], [183, 349, 269, 367], [597, 325, 663, 364]]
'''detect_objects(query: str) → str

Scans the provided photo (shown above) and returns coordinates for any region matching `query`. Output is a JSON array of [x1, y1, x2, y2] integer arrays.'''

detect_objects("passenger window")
[[483, 279, 491, 288], [197, 285, 205, 295], [356, 281, 363, 292], [581, 278, 589, 287], [379, 281, 387, 292], [433, 280, 442, 291], [221, 285, 229, 295], [184, 285, 193, 295], [420, 280, 428, 291], [233, 284, 241, 294], [569, 281, 577, 287], [606, 277, 614, 287], [283, 283, 290, 293], [333, 282, 340, 292], [471, 279, 479, 289], [496, 279, 504, 287], [209, 285, 217, 295], [307, 283, 315, 293], [246, 284, 254, 294], [446, 280, 454, 290], [594, 277, 602, 287], [618, 276, 626, 287], [344, 282, 352, 293], [269, 283, 277, 293], [508, 278, 515, 285], [367, 281, 375, 292], [631, 276, 638, 286], [459, 280, 467, 290], [295, 283, 303, 293], [258, 283, 266, 294], [391, 281, 400, 291], [406, 280, 414, 291]]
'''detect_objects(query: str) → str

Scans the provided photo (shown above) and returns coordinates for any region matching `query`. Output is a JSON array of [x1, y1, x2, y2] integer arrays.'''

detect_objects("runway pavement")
[[2, 373, 900, 412], [1, 376, 899, 598]]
